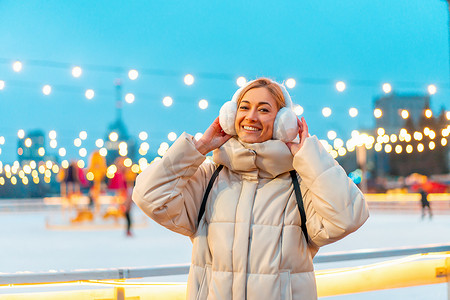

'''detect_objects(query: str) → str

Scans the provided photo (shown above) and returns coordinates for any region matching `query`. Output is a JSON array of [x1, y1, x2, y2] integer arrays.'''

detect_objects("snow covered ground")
[[0, 206, 449, 299]]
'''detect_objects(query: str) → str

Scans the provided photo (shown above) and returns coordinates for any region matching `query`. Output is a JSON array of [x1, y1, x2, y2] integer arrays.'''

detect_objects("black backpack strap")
[[290, 170, 309, 243], [197, 165, 223, 225]]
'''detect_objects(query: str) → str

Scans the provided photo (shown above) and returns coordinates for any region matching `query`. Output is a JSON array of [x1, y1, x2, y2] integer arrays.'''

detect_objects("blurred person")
[[419, 188, 432, 219], [133, 78, 369, 299], [87, 150, 107, 215], [108, 157, 134, 236]]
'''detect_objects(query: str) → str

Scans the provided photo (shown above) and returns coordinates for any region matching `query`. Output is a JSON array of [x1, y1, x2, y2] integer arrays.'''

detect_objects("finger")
[[302, 117, 308, 135], [297, 117, 303, 133]]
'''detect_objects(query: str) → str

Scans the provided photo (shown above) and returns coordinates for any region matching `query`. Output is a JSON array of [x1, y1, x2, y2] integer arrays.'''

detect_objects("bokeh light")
[[163, 96, 173, 107], [128, 69, 139, 80], [184, 74, 194, 85]]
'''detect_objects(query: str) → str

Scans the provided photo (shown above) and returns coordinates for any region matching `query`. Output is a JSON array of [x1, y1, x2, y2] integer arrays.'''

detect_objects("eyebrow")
[[240, 100, 273, 107]]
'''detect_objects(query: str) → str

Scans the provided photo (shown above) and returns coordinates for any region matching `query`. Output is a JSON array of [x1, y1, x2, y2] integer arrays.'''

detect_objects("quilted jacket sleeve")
[[132, 132, 215, 237], [293, 136, 369, 248]]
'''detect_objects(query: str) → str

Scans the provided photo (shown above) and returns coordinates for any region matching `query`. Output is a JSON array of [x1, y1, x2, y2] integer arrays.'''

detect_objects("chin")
[[239, 135, 270, 144]]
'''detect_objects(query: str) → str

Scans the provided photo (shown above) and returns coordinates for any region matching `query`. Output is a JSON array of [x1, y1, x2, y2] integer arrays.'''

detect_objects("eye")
[[238, 105, 249, 110], [259, 108, 270, 113]]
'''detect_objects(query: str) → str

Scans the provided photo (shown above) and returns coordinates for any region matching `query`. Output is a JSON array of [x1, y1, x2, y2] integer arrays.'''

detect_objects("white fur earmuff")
[[219, 79, 299, 142]]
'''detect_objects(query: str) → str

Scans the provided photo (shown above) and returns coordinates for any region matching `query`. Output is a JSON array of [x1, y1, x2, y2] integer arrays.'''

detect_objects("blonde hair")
[[236, 78, 286, 110]]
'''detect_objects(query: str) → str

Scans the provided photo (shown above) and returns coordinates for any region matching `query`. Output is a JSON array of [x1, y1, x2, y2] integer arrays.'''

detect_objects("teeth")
[[243, 126, 259, 131]]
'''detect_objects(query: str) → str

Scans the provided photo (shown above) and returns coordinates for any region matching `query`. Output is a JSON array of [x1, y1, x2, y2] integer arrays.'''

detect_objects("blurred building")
[[374, 93, 429, 134], [104, 80, 136, 166], [373, 93, 449, 177]]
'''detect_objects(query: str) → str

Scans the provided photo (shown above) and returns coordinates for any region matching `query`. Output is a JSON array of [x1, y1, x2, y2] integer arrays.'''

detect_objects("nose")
[[245, 108, 258, 122]]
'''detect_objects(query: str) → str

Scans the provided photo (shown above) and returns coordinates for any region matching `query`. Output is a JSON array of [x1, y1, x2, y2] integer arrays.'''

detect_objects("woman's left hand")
[[286, 117, 309, 156]]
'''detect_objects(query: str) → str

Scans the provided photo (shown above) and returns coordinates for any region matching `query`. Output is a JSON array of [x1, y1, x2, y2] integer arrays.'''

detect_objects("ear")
[[273, 107, 299, 142], [219, 101, 237, 136]]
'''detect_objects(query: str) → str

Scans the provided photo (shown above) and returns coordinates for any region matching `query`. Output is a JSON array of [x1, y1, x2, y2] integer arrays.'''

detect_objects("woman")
[[133, 78, 369, 300]]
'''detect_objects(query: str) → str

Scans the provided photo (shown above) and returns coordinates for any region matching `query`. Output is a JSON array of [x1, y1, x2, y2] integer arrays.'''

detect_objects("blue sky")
[[0, 0, 448, 162]]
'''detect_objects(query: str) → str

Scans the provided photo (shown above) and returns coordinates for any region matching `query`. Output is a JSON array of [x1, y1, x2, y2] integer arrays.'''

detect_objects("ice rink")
[[1, 206, 449, 299]]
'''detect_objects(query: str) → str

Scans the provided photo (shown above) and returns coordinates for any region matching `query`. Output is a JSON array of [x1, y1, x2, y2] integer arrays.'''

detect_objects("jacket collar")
[[212, 137, 294, 179]]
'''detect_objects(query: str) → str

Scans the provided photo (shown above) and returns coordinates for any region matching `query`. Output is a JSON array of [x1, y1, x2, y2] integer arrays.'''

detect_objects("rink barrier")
[[1, 243, 449, 285], [0, 253, 449, 299]]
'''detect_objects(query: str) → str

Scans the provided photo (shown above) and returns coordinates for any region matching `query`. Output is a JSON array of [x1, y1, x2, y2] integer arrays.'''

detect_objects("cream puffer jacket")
[[133, 132, 369, 300]]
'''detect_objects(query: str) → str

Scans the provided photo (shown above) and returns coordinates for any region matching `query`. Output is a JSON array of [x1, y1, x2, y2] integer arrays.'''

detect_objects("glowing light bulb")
[[377, 128, 385, 136], [424, 109, 432, 118], [294, 105, 303, 116], [382, 83, 392, 94], [401, 110, 409, 119], [199, 99, 208, 110], [79, 131, 87, 140], [335, 81, 346, 92], [322, 107, 332, 117], [49, 130, 57, 139], [72, 66, 82, 78], [163, 96, 173, 107], [184, 74, 194, 85], [285, 78, 296, 89], [236, 77, 247, 87], [374, 108, 382, 118], [42, 85, 52, 95], [24, 138, 32, 147], [327, 130, 337, 140], [128, 69, 139, 80], [349, 108, 358, 117], [427, 84, 437, 95], [12, 61, 22, 72], [85, 89, 95, 99], [95, 139, 104, 148], [139, 131, 148, 141], [109, 132, 118, 142], [125, 93, 135, 104]]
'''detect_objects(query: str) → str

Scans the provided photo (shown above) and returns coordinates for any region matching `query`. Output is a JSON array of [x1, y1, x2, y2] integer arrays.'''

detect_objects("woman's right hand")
[[194, 117, 232, 155]]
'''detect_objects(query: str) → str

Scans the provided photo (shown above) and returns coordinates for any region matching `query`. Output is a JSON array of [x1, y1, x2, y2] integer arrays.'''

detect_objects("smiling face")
[[234, 87, 279, 143]]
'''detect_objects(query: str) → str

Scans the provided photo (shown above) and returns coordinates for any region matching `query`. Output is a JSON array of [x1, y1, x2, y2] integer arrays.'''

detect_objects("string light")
[[384, 144, 392, 153], [424, 109, 432, 118], [349, 108, 358, 117], [125, 93, 135, 104], [236, 77, 247, 87], [71, 66, 82, 78], [79, 131, 87, 140], [162, 96, 173, 107], [59, 148, 66, 156], [374, 108, 382, 118], [139, 131, 148, 141], [128, 69, 139, 80], [335, 81, 346, 92], [285, 78, 296, 89], [377, 128, 385, 136], [42, 85, 52, 95], [382, 83, 392, 94], [417, 143, 424, 152], [198, 99, 208, 110], [327, 130, 337, 140], [184, 74, 194, 85], [427, 84, 437, 95], [294, 105, 304, 116], [168, 132, 177, 141], [49, 130, 57, 139], [109, 132, 118, 142], [401, 110, 409, 119], [429, 141, 435, 150], [322, 107, 332, 117], [395, 145, 402, 154], [12, 61, 22, 72], [85, 89, 95, 100]]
